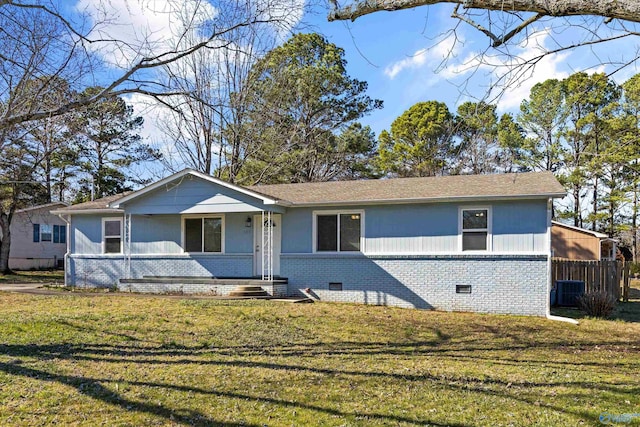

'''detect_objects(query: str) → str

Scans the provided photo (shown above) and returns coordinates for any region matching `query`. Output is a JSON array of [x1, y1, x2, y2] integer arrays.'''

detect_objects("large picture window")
[[461, 208, 490, 251], [103, 218, 122, 254], [184, 216, 223, 253], [315, 211, 362, 252]]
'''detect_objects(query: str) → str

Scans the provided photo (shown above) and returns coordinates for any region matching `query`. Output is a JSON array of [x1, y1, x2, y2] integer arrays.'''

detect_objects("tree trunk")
[[634, 185, 638, 263], [0, 212, 12, 274]]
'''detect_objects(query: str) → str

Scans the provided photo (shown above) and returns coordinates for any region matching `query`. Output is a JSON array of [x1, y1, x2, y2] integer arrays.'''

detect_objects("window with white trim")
[[103, 218, 122, 253], [461, 208, 489, 251], [315, 212, 362, 252], [183, 216, 223, 253]]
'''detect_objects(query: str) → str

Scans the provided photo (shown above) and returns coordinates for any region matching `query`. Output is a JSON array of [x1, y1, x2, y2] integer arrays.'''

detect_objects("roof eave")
[[16, 202, 68, 213], [288, 192, 567, 207], [51, 208, 125, 215]]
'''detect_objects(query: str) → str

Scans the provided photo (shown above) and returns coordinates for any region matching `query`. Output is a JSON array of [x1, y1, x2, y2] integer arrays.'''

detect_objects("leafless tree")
[[157, 12, 286, 181], [0, 0, 303, 273]]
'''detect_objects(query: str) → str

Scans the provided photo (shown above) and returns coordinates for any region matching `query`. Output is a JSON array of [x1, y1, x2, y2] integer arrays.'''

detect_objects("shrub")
[[577, 291, 617, 318], [629, 262, 640, 278]]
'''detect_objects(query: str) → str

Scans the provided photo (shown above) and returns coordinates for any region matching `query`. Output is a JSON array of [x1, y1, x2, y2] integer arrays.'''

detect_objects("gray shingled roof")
[[249, 171, 565, 205], [54, 192, 132, 212], [57, 172, 564, 212]]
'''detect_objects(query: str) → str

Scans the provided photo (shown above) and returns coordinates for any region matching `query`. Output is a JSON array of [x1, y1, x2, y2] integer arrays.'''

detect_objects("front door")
[[253, 213, 281, 277]]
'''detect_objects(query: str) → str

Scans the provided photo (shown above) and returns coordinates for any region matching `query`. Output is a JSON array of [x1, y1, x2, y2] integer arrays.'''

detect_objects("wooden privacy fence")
[[551, 259, 630, 301]]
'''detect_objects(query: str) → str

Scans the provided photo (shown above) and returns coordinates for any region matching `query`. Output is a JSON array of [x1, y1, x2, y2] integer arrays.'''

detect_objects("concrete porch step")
[[228, 285, 270, 298]]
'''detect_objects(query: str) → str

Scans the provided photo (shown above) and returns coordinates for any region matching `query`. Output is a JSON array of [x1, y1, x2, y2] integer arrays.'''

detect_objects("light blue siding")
[[224, 213, 254, 253], [130, 215, 181, 254], [122, 176, 285, 214], [72, 214, 108, 254], [280, 200, 549, 255], [365, 204, 458, 253], [73, 212, 254, 255], [281, 208, 313, 253], [492, 200, 548, 252]]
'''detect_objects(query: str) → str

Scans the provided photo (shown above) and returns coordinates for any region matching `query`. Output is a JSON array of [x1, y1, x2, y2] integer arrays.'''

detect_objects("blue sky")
[[304, 5, 640, 135], [70, 0, 640, 155]]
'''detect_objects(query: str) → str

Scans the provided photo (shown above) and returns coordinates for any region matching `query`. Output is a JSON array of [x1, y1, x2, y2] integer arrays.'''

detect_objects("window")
[[460, 208, 490, 251], [103, 218, 122, 254], [183, 216, 223, 253], [40, 224, 52, 242], [53, 225, 66, 244], [315, 211, 362, 252]]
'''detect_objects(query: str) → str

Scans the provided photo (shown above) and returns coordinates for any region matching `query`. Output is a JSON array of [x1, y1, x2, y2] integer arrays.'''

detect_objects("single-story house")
[[52, 169, 566, 316], [551, 221, 617, 261], [2, 202, 68, 270]]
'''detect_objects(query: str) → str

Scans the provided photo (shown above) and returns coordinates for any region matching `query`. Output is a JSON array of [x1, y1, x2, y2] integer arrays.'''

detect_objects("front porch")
[[118, 276, 289, 297]]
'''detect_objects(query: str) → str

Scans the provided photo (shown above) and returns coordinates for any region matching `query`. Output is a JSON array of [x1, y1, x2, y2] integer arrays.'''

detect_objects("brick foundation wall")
[[67, 254, 253, 288], [281, 254, 549, 316], [67, 253, 549, 316]]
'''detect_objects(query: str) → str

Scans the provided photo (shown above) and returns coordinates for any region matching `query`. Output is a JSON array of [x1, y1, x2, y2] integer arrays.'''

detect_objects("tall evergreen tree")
[[71, 87, 160, 201], [237, 33, 382, 184], [517, 79, 566, 173], [376, 101, 453, 177], [453, 102, 500, 174]]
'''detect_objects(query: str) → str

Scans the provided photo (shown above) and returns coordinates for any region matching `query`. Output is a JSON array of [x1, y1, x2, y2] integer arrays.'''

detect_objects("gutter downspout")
[[57, 214, 71, 287], [545, 198, 579, 325]]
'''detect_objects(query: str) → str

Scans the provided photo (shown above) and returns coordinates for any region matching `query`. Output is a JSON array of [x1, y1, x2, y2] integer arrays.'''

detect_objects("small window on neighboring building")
[[461, 208, 490, 251], [40, 224, 52, 242], [183, 216, 223, 253], [315, 212, 362, 252], [103, 218, 122, 254]]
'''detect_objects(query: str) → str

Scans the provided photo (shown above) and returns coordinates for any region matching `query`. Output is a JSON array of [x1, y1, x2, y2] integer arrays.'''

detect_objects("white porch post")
[[260, 210, 273, 281], [124, 213, 132, 279]]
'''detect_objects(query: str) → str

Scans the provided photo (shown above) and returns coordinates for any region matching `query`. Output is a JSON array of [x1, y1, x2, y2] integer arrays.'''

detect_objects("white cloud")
[[384, 48, 429, 79], [75, 0, 218, 67], [384, 32, 460, 79], [428, 28, 571, 110]]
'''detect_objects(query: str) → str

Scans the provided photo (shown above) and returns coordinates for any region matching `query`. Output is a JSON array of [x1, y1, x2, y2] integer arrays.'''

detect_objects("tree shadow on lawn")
[[0, 357, 470, 427], [0, 339, 630, 425]]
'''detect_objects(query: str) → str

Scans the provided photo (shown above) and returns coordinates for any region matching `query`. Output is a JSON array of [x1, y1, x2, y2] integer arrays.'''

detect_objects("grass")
[[0, 270, 64, 284], [0, 294, 638, 426]]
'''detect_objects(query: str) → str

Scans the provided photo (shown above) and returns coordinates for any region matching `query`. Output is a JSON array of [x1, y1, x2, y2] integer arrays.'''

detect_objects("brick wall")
[[281, 254, 549, 316], [67, 254, 253, 288], [67, 253, 549, 316]]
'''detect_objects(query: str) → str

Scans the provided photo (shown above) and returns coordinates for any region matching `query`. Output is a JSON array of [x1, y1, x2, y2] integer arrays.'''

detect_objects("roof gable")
[[110, 169, 283, 208]]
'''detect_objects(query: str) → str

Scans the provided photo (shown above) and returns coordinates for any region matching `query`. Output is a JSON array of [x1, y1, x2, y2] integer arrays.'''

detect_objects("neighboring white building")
[[3, 203, 68, 270]]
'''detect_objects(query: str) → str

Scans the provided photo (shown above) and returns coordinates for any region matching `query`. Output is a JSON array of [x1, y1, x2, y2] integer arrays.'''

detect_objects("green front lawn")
[[0, 294, 638, 426]]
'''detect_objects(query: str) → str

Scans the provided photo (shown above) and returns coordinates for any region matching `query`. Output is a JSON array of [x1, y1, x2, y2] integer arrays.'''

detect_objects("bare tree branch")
[[328, 0, 640, 24], [451, 5, 543, 47]]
